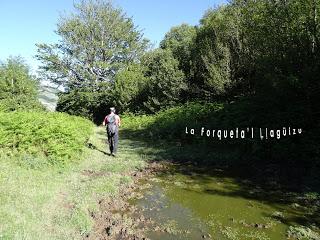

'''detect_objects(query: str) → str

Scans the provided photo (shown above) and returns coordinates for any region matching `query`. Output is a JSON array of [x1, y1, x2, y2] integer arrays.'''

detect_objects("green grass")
[[0, 126, 146, 239], [0, 111, 146, 239], [0, 102, 318, 239]]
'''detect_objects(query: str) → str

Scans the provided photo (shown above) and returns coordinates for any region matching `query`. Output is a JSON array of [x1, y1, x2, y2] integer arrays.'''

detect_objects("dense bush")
[[56, 90, 98, 121], [122, 100, 318, 172], [122, 102, 225, 142], [0, 112, 93, 167], [56, 90, 116, 124], [0, 94, 45, 112]]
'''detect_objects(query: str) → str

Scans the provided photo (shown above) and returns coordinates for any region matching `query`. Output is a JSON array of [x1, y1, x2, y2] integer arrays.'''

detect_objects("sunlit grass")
[[0, 127, 146, 239]]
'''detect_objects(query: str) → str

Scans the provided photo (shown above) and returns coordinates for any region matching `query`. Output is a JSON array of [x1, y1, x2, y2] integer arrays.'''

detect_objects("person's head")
[[110, 107, 116, 113]]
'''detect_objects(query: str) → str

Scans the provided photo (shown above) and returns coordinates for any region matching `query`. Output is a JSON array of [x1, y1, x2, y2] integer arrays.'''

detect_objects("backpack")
[[106, 114, 117, 134]]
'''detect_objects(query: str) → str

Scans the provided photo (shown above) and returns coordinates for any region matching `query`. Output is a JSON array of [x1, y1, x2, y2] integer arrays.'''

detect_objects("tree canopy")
[[140, 49, 186, 113], [37, 0, 320, 126], [0, 57, 43, 112], [36, 0, 149, 92]]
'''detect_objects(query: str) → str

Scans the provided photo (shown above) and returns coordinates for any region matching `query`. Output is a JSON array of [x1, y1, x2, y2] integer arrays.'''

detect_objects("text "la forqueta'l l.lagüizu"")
[[185, 127, 302, 140]]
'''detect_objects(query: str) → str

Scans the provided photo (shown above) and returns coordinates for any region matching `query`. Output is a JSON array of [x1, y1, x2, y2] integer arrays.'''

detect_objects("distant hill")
[[38, 85, 59, 111]]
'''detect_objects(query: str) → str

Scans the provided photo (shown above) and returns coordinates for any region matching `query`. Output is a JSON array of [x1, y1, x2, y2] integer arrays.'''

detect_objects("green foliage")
[[0, 57, 44, 112], [287, 226, 320, 240], [122, 102, 224, 140], [122, 99, 318, 177], [56, 90, 98, 120], [160, 24, 196, 79], [0, 112, 93, 167], [56, 48, 187, 117], [113, 64, 147, 113], [140, 49, 187, 113], [56, 89, 115, 124], [237, 0, 320, 95], [121, 113, 156, 132], [36, 0, 149, 91], [0, 95, 44, 112], [191, 7, 232, 98]]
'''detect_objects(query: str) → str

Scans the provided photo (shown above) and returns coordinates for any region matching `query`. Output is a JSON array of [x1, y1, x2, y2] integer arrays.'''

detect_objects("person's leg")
[[110, 134, 115, 154], [113, 131, 119, 155], [107, 132, 113, 154]]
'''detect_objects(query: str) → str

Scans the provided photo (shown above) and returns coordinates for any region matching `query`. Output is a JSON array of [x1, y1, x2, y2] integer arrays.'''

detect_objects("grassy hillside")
[[0, 126, 146, 239], [0, 111, 146, 239]]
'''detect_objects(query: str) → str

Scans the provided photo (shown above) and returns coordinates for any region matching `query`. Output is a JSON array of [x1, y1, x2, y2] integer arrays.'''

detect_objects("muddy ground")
[[86, 161, 167, 240]]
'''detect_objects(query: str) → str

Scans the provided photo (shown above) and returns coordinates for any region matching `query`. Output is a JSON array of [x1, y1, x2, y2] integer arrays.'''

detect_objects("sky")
[[0, 0, 227, 72]]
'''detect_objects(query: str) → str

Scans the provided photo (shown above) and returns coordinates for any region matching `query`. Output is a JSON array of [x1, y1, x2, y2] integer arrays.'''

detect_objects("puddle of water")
[[135, 184, 210, 240], [130, 166, 309, 240]]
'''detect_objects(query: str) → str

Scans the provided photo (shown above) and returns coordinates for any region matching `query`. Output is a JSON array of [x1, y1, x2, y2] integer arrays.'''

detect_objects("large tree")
[[0, 57, 43, 112], [36, 0, 149, 92], [190, 7, 232, 100], [140, 49, 186, 113], [192, 5, 251, 99], [113, 64, 147, 113], [160, 24, 196, 79], [234, 0, 320, 123]]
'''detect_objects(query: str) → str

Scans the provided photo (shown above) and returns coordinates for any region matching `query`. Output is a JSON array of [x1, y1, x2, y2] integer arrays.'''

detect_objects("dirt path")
[[84, 127, 166, 240]]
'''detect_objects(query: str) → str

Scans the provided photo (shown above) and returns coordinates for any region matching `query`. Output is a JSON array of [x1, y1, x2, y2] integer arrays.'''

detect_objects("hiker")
[[103, 107, 121, 156]]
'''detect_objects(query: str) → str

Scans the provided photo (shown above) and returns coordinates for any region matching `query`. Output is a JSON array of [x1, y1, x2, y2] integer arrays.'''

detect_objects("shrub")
[[122, 102, 224, 139], [0, 94, 45, 112], [121, 100, 318, 174], [0, 112, 93, 167]]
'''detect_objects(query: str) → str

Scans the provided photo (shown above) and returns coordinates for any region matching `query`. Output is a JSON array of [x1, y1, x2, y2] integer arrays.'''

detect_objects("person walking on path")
[[103, 107, 121, 156]]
